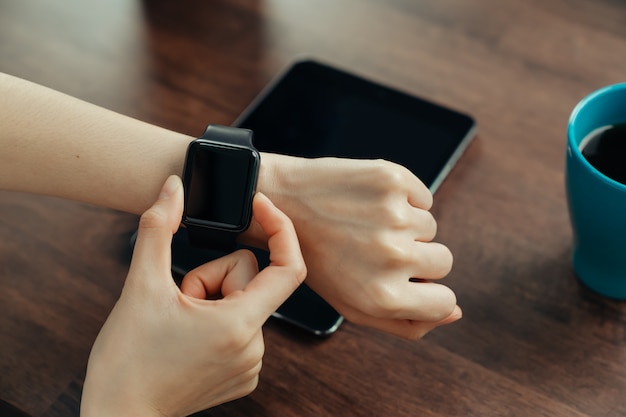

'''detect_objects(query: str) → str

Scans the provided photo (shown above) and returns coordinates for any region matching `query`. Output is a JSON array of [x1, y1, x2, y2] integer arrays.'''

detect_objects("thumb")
[[128, 175, 184, 284]]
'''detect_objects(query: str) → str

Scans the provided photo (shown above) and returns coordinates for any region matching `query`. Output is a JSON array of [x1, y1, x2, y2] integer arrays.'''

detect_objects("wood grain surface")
[[1, 1, 625, 416]]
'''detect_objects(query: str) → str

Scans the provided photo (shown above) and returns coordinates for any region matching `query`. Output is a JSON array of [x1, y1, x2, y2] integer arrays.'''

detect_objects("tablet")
[[234, 59, 477, 193]]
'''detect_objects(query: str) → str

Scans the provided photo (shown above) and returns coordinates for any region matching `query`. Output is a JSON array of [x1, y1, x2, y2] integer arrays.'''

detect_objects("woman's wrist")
[[81, 379, 165, 417], [239, 152, 304, 249]]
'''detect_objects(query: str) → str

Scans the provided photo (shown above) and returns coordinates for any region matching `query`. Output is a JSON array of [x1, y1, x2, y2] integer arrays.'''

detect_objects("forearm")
[[0, 72, 290, 248], [0, 72, 192, 214]]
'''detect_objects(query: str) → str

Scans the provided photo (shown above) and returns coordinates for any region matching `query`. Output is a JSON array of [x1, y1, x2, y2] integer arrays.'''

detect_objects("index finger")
[[238, 193, 307, 322], [393, 163, 432, 210]]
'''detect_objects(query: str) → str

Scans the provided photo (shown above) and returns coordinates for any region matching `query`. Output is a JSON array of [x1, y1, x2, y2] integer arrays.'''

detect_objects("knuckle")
[[415, 243, 453, 279], [381, 205, 409, 229], [234, 249, 260, 270], [371, 159, 406, 187], [372, 159, 429, 195], [370, 160, 432, 209], [378, 237, 411, 269], [138, 207, 167, 231], [293, 258, 308, 285], [281, 254, 307, 288], [420, 187, 434, 209], [421, 285, 457, 322], [444, 291, 457, 315], [436, 245, 454, 277], [422, 212, 438, 240], [430, 288, 458, 322], [283, 263, 307, 294], [366, 283, 399, 316], [236, 248, 257, 261]]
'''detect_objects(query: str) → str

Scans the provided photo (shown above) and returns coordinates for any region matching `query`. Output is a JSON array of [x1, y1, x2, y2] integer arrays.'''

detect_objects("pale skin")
[[2, 71, 463, 413], [81, 177, 307, 416], [0, 72, 461, 339]]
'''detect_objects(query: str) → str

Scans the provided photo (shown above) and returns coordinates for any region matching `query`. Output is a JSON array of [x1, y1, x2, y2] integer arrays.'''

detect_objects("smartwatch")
[[182, 124, 260, 251]]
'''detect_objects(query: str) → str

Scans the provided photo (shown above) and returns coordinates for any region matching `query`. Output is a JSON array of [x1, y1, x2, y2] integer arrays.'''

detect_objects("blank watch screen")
[[184, 142, 257, 229]]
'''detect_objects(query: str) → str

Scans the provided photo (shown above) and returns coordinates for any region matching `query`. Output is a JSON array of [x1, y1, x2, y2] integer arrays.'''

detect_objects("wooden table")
[[2, 1, 625, 416]]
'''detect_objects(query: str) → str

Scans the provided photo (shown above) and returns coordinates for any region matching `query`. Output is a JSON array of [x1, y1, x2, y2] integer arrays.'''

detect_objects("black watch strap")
[[185, 226, 238, 252], [199, 124, 255, 147]]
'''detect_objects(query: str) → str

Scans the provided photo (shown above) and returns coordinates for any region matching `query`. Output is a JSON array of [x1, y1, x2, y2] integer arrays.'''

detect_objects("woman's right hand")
[[82, 176, 306, 417]]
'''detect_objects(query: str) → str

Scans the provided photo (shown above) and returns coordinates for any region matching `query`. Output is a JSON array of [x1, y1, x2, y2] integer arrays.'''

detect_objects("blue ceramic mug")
[[566, 83, 626, 299]]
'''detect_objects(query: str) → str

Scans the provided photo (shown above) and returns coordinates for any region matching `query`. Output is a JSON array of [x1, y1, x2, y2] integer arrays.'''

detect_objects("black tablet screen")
[[235, 60, 476, 189]]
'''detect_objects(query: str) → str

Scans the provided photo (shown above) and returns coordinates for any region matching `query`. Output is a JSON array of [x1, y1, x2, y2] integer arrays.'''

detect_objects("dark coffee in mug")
[[580, 123, 626, 184]]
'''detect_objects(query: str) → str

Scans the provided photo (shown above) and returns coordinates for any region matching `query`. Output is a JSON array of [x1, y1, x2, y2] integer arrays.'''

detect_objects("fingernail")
[[448, 305, 463, 322], [434, 306, 463, 329], [159, 175, 180, 200]]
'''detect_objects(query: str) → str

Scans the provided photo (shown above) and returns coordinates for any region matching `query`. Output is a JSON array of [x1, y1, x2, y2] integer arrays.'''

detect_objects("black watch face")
[[183, 141, 259, 231]]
